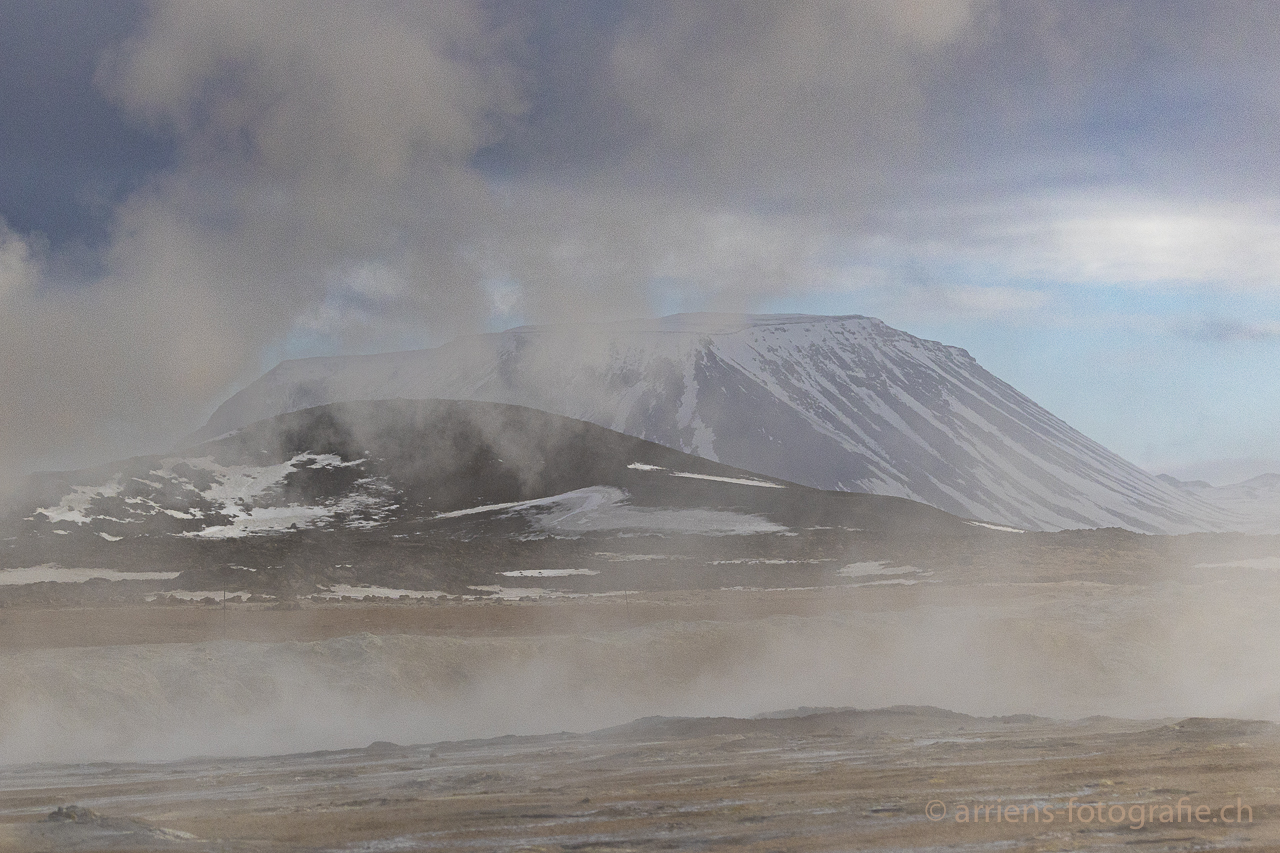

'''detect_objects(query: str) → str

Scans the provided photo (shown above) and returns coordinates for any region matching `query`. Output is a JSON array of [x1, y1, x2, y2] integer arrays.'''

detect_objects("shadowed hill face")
[[185, 399, 975, 534], [220, 399, 737, 513], [1, 399, 979, 599]]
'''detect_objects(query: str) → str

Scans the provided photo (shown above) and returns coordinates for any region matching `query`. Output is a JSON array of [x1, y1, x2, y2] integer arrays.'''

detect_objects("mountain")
[[1159, 458, 1280, 488], [1158, 473, 1280, 534], [3, 399, 980, 602], [192, 314, 1230, 534]]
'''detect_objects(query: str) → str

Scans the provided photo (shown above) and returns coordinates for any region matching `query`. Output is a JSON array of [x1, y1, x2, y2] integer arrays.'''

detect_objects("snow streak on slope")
[[196, 314, 1231, 533], [434, 486, 786, 536]]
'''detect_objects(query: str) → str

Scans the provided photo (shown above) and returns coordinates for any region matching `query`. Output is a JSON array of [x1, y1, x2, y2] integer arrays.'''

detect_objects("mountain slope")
[[1159, 473, 1280, 534], [194, 314, 1229, 533], [4, 399, 978, 600]]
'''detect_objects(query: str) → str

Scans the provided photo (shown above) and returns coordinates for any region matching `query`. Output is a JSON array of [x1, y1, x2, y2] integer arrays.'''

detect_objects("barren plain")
[[4, 552, 1280, 852]]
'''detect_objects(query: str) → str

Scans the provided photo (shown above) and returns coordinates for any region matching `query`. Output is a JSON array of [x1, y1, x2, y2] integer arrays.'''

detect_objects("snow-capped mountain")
[[195, 314, 1231, 533]]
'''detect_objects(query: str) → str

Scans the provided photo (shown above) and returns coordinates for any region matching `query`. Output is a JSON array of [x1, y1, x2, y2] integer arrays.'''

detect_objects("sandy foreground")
[[3, 708, 1280, 852], [3, 580, 1280, 851]]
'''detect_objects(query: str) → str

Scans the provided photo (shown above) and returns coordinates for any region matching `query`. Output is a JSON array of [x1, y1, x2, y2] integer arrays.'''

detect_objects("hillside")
[[2, 399, 978, 601], [193, 313, 1229, 533]]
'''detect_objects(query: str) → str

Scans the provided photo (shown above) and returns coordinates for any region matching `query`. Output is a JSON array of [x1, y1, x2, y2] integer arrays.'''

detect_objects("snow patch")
[[667, 471, 785, 488], [712, 558, 835, 565], [34, 478, 124, 524], [182, 505, 335, 538], [837, 562, 931, 579], [432, 498, 546, 519], [305, 454, 366, 469], [526, 487, 787, 535], [316, 584, 445, 599], [965, 521, 1026, 533], [436, 487, 787, 536], [0, 565, 181, 585], [594, 552, 690, 561], [30, 452, 392, 538], [467, 585, 579, 600]]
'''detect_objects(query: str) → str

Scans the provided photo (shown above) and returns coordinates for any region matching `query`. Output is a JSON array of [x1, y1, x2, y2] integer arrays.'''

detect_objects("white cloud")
[[868, 194, 1280, 291], [0, 1, 525, 478], [866, 0, 990, 46], [0, 224, 39, 302], [1009, 200, 1280, 286], [10, 0, 1280, 481]]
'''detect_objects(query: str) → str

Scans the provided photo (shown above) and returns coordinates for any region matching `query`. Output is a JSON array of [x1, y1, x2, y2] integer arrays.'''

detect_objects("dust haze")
[[3, 573, 1278, 765], [6, 4, 1280, 849], [5, 397, 1280, 767]]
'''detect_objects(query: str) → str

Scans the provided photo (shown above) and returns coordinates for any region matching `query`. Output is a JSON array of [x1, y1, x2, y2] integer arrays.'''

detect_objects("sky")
[[3, 0, 1280, 487]]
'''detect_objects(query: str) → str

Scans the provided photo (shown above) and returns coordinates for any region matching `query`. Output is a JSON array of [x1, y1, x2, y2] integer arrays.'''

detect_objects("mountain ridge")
[[1158, 472, 1280, 534], [193, 313, 1231, 534], [2, 399, 980, 601]]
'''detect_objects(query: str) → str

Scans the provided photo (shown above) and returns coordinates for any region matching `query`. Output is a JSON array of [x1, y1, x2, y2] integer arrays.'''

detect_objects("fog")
[[3, 577, 1277, 766], [4, 391, 1278, 769], [8, 2, 1280, 478], [8, 17, 1280, 844]]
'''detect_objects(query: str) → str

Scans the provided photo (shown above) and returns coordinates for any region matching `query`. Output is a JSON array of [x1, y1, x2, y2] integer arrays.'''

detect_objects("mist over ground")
[[6, 13, 1280, 852], [3, 575, 1276, 765]]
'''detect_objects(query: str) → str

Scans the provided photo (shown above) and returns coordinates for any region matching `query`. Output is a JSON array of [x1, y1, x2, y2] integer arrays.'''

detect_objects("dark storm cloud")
[[0, 0, 525, 485], [475, 1, 1280, 306], [484, 0, 967, 209], [922, 1, 1280, 198], [0, 0, 172, 260], [474, 0, 637, 180], [481, 1, 1280, 209]]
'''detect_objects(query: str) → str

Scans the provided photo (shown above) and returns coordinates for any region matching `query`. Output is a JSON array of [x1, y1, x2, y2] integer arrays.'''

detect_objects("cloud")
[[0, 1, 525, 480], [996, 200, 1280, 286], [0, 0, 166, 254], [8, 0, 1280, 481], [475, 186, 843, 322], [0, 222, 40, 300], [474, 0, 1280, 329], [1183, 317, 1280, 343], [594, 0, 990, 207], [857, 195, 1280, 292], [94, 0, 523, 334]]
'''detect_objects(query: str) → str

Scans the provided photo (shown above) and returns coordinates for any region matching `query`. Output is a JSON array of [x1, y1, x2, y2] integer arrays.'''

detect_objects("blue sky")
[[3, 0, 1280, 482], [768, 287, 1280, 476]]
